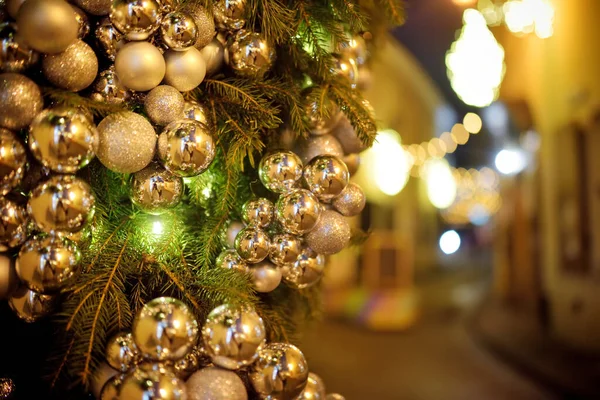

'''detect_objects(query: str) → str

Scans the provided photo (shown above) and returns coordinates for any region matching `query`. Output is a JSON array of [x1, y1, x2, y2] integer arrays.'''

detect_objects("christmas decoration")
[[105, 332, 139, 372], [161, 12, 198, 51], [303, 155, 350, 202], [305, 210, 351, 255], [5, 0, 24, 18], [220, 220, 245, 248], [296, 134, 344, 164], [0, 254, 18, 299], [258, 151, 303, 193], [199, 38, 224, 76], [0, 72, 43, 130], [0, 129, 26, 195], [185, 367, 247, 400], [72, 5, 91, 38], [182, 100, 211, 126], [216, 249, 248, 272], [332, 115, 367, 154], [163, 47, 206, 92], [131, 163, 184, 214], [283, 247, 325, 289], [326, 394, 346, 400], [90, 67, 131, 104], [331, 55, 359, 90], [0, 198, 27, 251], [115, 42, 165, 91], [110, 0, 161, 41], [185, 5, 215, 49], [213, 0, 246, 31], [276, 189, 322, 235], [332, 182, 366, 216], [250, 343, 309, 399], [8, 286, 55, 322], [298, 372, 327, 400], [157, 119, 215, 176], [269, 233, 302, 266], [251, 261, 282, 293], [73, 0, 111, 16], [234, 226, 270, 263], [226, 30, 275, 78], [242, 198, 274, 228], [42, 39, 98, 92], [144, 85, 185, 126], [99, 375, 122, 400], [119, 368, 187, 400], [95, 17, 123, 61], [0, 22, 39, 73]]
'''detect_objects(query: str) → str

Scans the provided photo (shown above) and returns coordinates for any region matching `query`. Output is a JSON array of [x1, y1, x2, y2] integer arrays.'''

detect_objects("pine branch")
[[43, 87, 129, 118], [375, 0, 405, 25], [328, 83, 377, 147], [249, 0, 296, 44]]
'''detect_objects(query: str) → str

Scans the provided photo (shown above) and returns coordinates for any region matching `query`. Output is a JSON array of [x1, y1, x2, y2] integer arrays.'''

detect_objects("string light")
[[439, 230, 461, 255], [365, 129, 410, 196], [423, 158, 457, 209], [152, 220, 164, 235], [504, 0, 554, 38]]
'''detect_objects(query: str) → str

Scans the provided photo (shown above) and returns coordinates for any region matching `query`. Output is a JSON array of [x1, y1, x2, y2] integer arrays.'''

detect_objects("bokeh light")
[[152, 220, 164, 235], [439, 230, 461, 255], [423, 158, 457, 209], [463, 113, 483, 134], [451, 124, 470, 145], [495, 148, 527, 175], [368, 129, 410, 196]]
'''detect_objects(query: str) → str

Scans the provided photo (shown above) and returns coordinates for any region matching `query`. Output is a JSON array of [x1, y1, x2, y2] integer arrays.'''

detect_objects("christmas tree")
[[0, 0, 403, 398]]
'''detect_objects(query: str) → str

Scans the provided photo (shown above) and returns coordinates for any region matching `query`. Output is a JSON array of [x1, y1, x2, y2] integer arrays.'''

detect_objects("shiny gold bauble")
[[8, 286, 56, 322], [28, 106, 98, 173], [120, 368, 187, 400], [213, 0, 247, 31], [297, 372, 326, 400], [132, 297, 199, 361], [0, 254, 19, 299], [6, 0, 25, 18], [0, 22, 39, 73], [0, 198, 28, 252], [16, 235, 81, 293], [164, 48, 206, 92], [16, 0, 78, 54], [234, 226, 270, 264], [226, 30, 275, 79], [0, 129, 26, 195], [131, 163, 184, 215], [331, 55, 358, 90], [158, 119, 216, 177], [115, 42, 166, 91], [145, 85, 185, 126], [42, 39, 98, 92], [161, 12, 198, 51], [296, 134, 344, 165], [182, 100, 211, 127], [282, 247, 325, 288], [96, 111, 157, 174], [90, 362, 119, 399], [249, 343, 309, 400], [242, 198, 273, 228], [110, 0, 162, 41], [95, 17, 124, 61], [303, 155, 349, 202], [0, 72, 43, 130], [216, 249, 248, 273], [269, 233, 301, 266], [199, 38, 224, 76], [275, 189, 322, 235], [28, 175, 95, 234], [258, 151, 303, 193], [173, 350, 202, 380], [303, 90, 343, 136], [100, 375, 123, 400], [252, 261, 282, 293], [184, 5, 215, 49], [305, 210, 350, 255], [90, 67, 131, 104], [106, 332, 140, 372], [326, 395, 346, 400], [201, 304, 266, 370], [73, 0, 112, 15], [332, 182, 366, 217], [71, 5, 91, 38], [185, 367, 248, 400]]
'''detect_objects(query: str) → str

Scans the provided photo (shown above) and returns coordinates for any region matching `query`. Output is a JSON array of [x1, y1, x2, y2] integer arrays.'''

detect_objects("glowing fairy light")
[[504, 0, 554, 39], [439, 230, 461, 255], [364, 129, 410, 196], [152, 220, 164, 235], [423, 158, 457, 209]]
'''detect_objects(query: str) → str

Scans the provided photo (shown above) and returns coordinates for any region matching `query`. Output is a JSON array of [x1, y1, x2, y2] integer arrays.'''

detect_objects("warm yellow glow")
[[495, 148, 527, 175], [152, 220, 164, 235], [428, 138, 447, 158], [463, 113, 482, 134], [453, 0, 477, 5], [440, 132, 458, 153], [451, 124, 470, 145], [423, 158, 457, 209], [446, 9, 505, 107], [504, 0, 554, 38], [366, 129, 410, 196], [478, 0, 504, 26]]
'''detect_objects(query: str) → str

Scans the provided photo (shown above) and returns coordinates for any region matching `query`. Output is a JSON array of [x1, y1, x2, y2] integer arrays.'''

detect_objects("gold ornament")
[[199, 39, 225, 76], [342, 153, 360, 176], [100, 375, 123, 400], [339, 34, 368, 66], [182, 100, 211, 127], [42, 39, 98, 92], [298, 372, 326, 400], [110, 0, 162, 41], [120, 368, 187, 400], [0, 378, 15, 400], [275, 189, 322, 235], [184, 5, 216, 49], [0, 129, 26, 195], [73, 0, 112, 15], [106, 332, 140, 372], [331, 55, 358, 90], [96, 111, 157, 174], [331, 115, 365, 154], [158, 119, 216, 177], [16, 0, 78, 54], [234, 226, 270, 263], [304, 90, 343, 136], [8, 286, 56, 322], [6, 0, 25, 18], [185, 367, 248, 400], [28, 106, 99, 173], [90, 363, 119, 399], [115, 42, 166, 91], [226, 30, 275, 78], [269, 233, 301, 266], [305, 210, 350, 255], [219, 220, 244, 248], [161, 12, 198, 51], [28, 175, 95, 234], [90, 67, 131, 104], [303, 155, 349, 202], [296, 135, 344, 165], [145, 85, 185, 126], [0, 198, 28, 252], [216, 249, 248, 273], [242, 198, 274, 228], [258, 151, 303, 193], [201, 304, 266, 370], [132, 297, 199, 361], [95, 17, 124, 61], [332, 182, 366, 216], [326, 395, 346, 400], [0, 254, 19, 299], [249, 343, 309, 400], [0, 22, 39, 73], [252, 261, 282, 293], [0, 72, 43, 130], [164, 48, 206, 92], [214, 0, 247, 31], [16, 235, 81, 293], [173, 350, 203, 380], [71, 5, 90, 38], [283, 247, 325, 288], [131, 163, 184, 215]]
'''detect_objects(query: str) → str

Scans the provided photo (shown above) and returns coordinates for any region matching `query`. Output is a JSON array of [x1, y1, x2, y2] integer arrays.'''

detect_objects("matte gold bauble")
[[0, 129, 26, 196], [251, 261, 282, 293], [296, 134, 344, 165], [144, 85, 185, 126], [110, 0, 162, 41], [331, 115, 366, 154], [163, 48, 206, 92], [199, 39, 224, 76], [8, 286, 56, 322], [0, 22, 39, 73], [0, 72, 43, 130], [42, 40, 98, 92], [115, 42, 166, 91]]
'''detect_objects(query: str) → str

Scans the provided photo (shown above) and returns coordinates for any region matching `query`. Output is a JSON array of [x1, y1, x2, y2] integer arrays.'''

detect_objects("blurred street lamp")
[[494, 148, 527, 175], [440, 230, 461, 255]]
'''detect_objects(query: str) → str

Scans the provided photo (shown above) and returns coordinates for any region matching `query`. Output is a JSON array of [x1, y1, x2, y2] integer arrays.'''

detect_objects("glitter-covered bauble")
[[213, 0, 247, 31], [71, 5, 90, 38], [158, 119, 215, 177], [97, 111, 157, 174], [0, 129, 26, 195], [242, 198, 273, 228], [226, 30, 275, 79], [331, 115, 365, 154], [200, 39, 224, 76], [16, 0, 78, 54], [184, 5, 215, 49], [0, 73, 43, 130], [343, 153, 360, 176], [0, 198, 28, 252], [131, 163, 184, 215], [298, 372, 326, 400], [220, 220, 244, 248], [106, 332, 140, 372], [115, 42, 166, 91], [95, 18, 124, 61], [6, 0, 25, 18], [8, 286, 55, 323], [303, 155, 349, 202], [234, 226, 270, 263], [202, 304, 266, 370], [258, 151, 303, 193], [296, 134, 344, 165], [186, 367, 248, 400], [276, 189, 322, 235], [28, 106, 99, 173], [161, 12, 198, 51], [0, 22, 39, 73], [269, 234, 301, 266], [132, 297, 199, 361], [110, 0, 162, 41], [120, 368, 187, 400], [216, 249, 248, 273], [283, 247, 325, 289], [182, 100, 211, 127], [16, 235, 81, 293], [90, 67, 131, 104], [0, 254, 19, 299], [73, 0, 112, 15], [42, 39, 98, 92], [305, 210, 350, 255], [164, 48, 206, 92], [331, 55, 358, 90], [252, 261, 282, 293], [250, 343, 309, 400], [332, 182, 366, 217], [145, 85, 185, 126], [28, 175, 95, 234]]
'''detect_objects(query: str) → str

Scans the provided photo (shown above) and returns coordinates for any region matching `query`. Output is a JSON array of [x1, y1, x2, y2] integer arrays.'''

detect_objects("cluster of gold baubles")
[[95, 297, 345, 400]]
